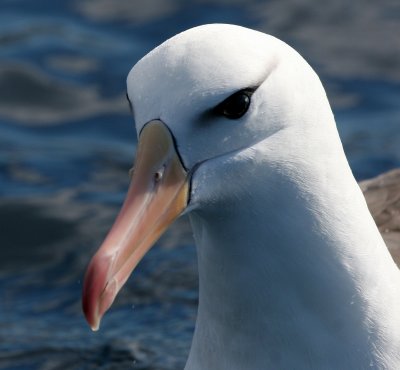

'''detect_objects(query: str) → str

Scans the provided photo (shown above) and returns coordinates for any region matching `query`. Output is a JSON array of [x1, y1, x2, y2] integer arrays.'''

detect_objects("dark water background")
[[0, 1, 399, 369]]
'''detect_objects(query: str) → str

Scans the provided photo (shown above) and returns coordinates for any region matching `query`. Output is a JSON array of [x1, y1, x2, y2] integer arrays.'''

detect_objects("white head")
[[82, 20, 345, 334], [127, 24, 338, 210], [82, 24, 400, 369]]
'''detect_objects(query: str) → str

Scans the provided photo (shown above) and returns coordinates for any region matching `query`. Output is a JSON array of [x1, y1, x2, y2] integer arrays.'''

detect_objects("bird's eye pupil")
[[215, 89, 253, 119]]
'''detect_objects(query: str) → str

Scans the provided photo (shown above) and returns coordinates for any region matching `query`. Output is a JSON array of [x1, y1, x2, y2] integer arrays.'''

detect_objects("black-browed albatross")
[[82, 24, 400, 369]]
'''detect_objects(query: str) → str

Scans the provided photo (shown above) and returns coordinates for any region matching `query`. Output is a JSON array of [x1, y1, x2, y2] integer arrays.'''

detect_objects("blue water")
[[0, 1, 399, 369]]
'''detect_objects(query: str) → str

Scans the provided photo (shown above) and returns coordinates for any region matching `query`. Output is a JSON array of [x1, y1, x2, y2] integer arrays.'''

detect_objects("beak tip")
[[82, 259, 103, 332], [82, 294, 102, 331], [90, 319, 100, 332], [82, 255, 117, 332]]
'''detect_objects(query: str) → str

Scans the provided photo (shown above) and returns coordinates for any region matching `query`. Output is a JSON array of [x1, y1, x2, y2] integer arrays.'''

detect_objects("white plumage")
[[85, 24, 400, 369]]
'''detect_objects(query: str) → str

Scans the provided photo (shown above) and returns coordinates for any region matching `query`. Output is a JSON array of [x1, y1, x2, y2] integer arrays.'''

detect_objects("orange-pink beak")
[[82, 120, 189, 331]]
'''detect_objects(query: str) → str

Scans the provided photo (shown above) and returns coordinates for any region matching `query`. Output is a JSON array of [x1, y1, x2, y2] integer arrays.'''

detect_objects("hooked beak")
[[82, 120, 189, 331]]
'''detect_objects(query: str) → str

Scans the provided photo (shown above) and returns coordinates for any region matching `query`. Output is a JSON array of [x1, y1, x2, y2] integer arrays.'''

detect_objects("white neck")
[[185, 137, 400, 370]]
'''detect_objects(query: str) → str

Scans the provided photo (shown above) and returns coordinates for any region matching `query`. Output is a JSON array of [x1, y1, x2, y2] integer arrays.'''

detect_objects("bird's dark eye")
[[214, 89, 254, 119]]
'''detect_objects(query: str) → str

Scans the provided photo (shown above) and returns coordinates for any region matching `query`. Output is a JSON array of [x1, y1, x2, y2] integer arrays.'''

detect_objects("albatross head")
[[82, 23, 323, 327], [82, 24, 400, 369]]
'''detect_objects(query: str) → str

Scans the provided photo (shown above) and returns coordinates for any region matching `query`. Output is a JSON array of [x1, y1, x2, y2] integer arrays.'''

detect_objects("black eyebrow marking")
[[197, 86, 259, 124], [126, 92, 133, 114], [212, 86, 257, 113]]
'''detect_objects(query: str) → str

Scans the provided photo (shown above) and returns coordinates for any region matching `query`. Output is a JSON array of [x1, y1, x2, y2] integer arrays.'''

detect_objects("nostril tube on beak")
[[154, 165, 165, 182]]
